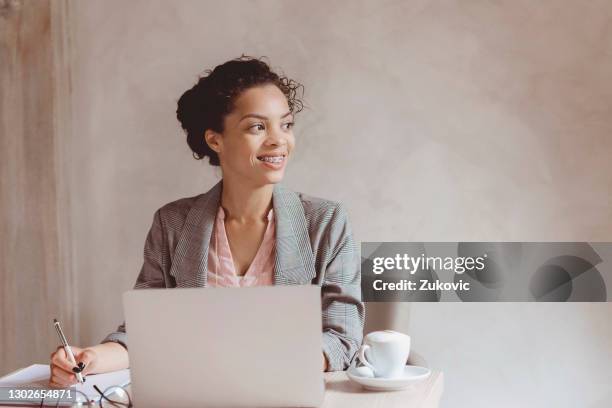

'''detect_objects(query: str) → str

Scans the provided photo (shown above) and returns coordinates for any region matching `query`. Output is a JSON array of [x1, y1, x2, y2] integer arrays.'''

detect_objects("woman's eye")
[[249, 124, 265, 132], [282, 122, 295, 130]]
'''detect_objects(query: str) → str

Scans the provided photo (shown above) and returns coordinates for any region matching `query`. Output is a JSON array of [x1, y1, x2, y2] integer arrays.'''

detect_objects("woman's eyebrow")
[[239, 111, 293, 122]]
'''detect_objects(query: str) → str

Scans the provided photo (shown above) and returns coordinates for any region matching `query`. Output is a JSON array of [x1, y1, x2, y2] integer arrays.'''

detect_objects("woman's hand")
[[49, 342, 129, 387], [49, 346, 98, 388]]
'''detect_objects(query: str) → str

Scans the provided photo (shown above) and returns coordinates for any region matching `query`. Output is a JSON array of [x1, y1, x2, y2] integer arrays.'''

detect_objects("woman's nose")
[[266, 129, 286, 146]]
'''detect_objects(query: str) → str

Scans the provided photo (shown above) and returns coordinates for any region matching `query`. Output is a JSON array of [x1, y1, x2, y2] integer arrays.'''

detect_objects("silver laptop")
[[123, 285, 324, 407]]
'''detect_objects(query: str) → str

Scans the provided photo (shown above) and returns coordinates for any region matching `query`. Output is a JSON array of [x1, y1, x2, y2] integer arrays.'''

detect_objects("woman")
[[49, 56, 364, 387]]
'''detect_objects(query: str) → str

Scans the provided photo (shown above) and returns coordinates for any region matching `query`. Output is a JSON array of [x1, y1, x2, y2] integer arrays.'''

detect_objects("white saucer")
[[346, 365, 431, 391]]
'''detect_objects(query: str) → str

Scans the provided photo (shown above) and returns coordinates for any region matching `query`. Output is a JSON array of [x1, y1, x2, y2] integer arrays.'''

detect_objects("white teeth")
[[259, 156, 284, 163]]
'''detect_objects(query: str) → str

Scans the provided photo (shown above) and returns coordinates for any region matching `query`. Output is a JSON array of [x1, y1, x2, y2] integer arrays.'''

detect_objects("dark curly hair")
[[176, 55, 304, 166]]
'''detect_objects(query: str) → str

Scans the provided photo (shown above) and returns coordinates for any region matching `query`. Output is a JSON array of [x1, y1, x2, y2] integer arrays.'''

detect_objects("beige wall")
[[0, 0, 75, 373], [2, 0, 611, 406]]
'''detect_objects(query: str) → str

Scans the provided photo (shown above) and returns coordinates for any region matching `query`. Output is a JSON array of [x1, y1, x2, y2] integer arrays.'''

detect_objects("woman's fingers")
[[51, 345, 83, 372], [49, 364, 77, 386], [75, 348, 97, 375], [51, 364, 76, 383], [49, 379, 67, 389], [49, 345, 86, 387]]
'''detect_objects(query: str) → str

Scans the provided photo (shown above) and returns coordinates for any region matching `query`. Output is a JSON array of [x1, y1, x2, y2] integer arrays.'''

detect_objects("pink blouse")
[[207, 206, 275, 287]]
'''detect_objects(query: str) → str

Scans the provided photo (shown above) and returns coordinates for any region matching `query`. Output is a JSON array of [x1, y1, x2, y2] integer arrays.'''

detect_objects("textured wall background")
[[0, 0, 75, 374], [2, 0, 611, 406]]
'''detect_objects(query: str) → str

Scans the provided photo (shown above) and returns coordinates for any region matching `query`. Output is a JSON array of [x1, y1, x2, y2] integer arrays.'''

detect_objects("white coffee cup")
[[357, 330, 411, 378]]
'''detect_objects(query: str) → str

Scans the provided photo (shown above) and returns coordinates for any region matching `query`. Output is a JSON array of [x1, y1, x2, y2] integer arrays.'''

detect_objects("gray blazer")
[[102, 180, 364, 371]]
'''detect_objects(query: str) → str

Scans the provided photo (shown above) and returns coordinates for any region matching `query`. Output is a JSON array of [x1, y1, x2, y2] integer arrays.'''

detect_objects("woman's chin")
[[264, 174, 284, 184], [259, 170, 285, 185]]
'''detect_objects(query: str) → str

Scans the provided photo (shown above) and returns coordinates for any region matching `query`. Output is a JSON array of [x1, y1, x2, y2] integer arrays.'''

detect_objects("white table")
[[0, 356, 444, 407], [118, 371, 444, 408], [0, 370, 443, 408], [120, 370, 444, 407], [322, 370, 444, 408]]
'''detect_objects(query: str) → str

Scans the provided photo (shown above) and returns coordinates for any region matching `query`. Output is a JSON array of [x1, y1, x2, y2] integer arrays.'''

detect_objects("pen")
[[53, 318, 85, 384]]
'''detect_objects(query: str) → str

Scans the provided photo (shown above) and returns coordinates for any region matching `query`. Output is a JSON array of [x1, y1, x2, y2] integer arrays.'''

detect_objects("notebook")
[[0, 364, 130, 404]]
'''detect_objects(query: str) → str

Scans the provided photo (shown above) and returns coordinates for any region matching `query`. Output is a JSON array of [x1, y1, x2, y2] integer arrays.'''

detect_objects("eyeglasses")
[[37, 384, 133, 407]]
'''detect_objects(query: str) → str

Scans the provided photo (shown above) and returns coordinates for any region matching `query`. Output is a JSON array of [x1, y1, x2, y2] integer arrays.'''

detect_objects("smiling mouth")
[[257, 154, 286, 163]]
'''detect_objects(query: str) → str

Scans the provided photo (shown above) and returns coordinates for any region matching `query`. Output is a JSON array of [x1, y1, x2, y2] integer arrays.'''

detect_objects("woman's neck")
[[220, 178, 274, 223]]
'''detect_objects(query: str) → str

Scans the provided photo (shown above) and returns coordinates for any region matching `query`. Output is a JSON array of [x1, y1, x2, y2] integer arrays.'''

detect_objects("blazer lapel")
[[272, 184, 317, 285], [168, 180, 316, 287], [169, 180, 221, 287]]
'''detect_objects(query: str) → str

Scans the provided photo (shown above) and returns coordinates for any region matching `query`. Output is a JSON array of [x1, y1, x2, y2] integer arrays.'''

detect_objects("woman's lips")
[[257, 155, 286, 170]]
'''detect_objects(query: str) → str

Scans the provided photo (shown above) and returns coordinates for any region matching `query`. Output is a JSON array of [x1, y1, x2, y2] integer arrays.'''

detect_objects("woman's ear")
[[204, 130, 222, 153]]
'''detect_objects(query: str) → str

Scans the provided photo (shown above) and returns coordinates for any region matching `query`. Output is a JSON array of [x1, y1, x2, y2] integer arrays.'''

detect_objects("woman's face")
[[206, 84, 295, 187]]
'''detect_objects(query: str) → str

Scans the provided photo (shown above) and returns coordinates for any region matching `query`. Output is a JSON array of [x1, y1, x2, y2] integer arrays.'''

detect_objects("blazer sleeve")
[[100, 209, 168, 349], [320, 203, 365, 371]]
